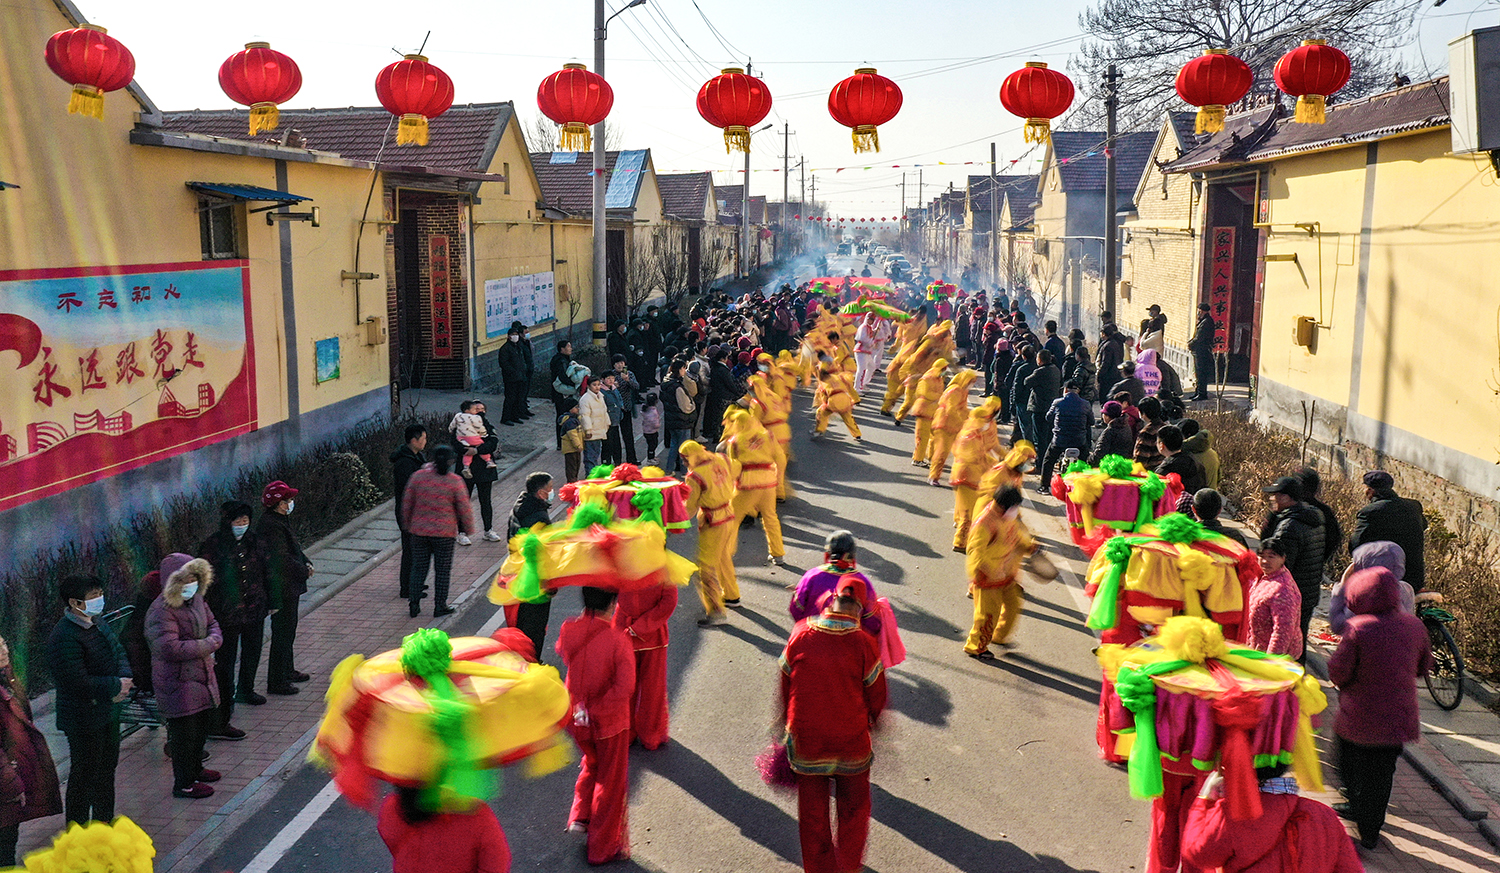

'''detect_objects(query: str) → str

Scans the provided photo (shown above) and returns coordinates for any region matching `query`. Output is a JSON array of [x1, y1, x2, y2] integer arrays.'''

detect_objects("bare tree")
[[622, 234, 659, 315], [1071, 0, 1420, 129], [525, 114, 625, 153], [697, 232, 731, 291], [649, 226, 691, 307]]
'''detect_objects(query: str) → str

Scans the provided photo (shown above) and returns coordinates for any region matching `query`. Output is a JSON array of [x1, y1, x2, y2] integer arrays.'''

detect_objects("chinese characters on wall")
[[1209, 227, 1235, 354]]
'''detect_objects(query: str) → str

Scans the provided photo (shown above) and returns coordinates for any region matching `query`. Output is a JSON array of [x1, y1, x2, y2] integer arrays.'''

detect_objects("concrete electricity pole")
[[591, 0, 646, 345], [1104, 63, 1119, 320], [990, 142, 999, 289]]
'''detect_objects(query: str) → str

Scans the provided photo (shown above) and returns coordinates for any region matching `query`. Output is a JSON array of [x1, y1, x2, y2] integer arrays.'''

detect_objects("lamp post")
[[592, 0, 647, 346], [740, 121, 774, 279]]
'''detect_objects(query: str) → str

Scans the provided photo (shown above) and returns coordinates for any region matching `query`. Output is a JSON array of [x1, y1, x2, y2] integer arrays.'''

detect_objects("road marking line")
[[238, 780, 341, 873]]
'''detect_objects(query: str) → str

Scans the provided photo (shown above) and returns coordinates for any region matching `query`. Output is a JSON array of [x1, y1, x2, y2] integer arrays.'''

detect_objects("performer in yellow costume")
[[976, 441, 1038, 511], [948, 399, 1003, 551], [681, 440, 737, 625], [964, 486, 1037, 658], [723, 409, 785, 573], [926, 368, 979, 484], [878, 314, 929, 413], [813, 358, 862, 440], [907, 358, 949, 464], [746, 360, 794, 501], [772, 350, 801, 399], [893, 321, 955, 421]]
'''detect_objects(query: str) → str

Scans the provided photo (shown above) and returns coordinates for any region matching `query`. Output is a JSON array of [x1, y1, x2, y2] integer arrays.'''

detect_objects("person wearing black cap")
[[1351, 470, 1428, 590], [1188, 302, 1217, 401], [1258, 476, 1326, 653]]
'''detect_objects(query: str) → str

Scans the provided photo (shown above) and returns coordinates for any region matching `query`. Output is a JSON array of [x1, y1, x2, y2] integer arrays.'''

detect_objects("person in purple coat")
[[1327, 566, 1433, 848], [788, 531, 881, 637], [146, 553, 223, 799]]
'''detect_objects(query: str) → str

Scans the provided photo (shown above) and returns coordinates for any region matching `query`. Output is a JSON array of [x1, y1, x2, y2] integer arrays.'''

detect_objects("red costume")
[[1181, 793, 1363, 873], [612, 585, 678, 749], [377, 795, 512, 873], [556, 613, 636, 864], [780, 611, 888, 873]]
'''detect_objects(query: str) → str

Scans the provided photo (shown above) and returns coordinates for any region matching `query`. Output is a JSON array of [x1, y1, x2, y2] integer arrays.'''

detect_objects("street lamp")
[[740, 121, 773, 278], [592, 0, 648, 346]]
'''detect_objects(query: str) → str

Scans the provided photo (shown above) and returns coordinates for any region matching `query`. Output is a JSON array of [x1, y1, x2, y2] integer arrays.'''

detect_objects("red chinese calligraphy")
[[116, 342, 144, 384], [429, 235, 453, 359], [97, 288, 117, 309], [182, 331, 205, 368], [131, 285, 151, 303], [1208, 227, 1235, 353], [162, 283, 181, 299], [150, 329, 174, 378], [57, 292, 83, 312], [79, 349, 107, 392], [33, 348, 71, 407]]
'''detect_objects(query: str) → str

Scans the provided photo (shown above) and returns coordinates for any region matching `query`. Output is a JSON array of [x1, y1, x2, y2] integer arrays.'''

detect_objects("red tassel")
[[1209, 672, 1265, 821]]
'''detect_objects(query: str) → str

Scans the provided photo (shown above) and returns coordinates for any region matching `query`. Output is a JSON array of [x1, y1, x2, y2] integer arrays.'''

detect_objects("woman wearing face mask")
[[45, 574, 131, 825], [146, 553, 223, 799], [256, 480, 313, 696], [198, 501, 270, 740], [0, 633, 63, 865]]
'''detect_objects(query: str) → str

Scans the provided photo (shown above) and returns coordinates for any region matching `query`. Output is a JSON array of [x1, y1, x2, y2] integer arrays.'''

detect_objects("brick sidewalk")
[[16, 446, 568, 863]]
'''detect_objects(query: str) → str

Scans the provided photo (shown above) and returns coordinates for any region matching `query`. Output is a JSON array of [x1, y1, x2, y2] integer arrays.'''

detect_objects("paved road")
[[190, 349, 1144, 873]]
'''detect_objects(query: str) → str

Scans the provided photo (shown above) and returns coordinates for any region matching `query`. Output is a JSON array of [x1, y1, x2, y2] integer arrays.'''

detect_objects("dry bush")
[[1424, 514, 1500, 678]]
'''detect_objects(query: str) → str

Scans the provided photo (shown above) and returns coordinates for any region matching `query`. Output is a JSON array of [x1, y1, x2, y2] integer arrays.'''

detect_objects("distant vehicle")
[[837, 242, 852, 255]]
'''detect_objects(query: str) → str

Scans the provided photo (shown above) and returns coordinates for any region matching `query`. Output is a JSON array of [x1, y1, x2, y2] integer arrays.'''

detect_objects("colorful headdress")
[[1060, 454, 1184, 553], [557, 463, 692, 531], [838, 295, 911, 321], [12, 817, 155, 873]]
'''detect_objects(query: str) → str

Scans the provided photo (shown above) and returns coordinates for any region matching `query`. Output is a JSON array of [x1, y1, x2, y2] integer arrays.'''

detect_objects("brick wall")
[[382, 187, 469, 393]]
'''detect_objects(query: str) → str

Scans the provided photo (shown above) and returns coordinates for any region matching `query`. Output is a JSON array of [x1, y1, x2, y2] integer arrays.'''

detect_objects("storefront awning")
[[187, 181, 310, 204], [0, 180, 18, 190]]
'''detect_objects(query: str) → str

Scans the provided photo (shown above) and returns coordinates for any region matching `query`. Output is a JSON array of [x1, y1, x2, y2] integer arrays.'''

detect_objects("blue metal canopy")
[[187, 181, 310, 203]]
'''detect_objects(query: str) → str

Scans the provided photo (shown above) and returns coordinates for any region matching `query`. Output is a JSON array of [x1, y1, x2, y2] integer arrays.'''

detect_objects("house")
[[1031, 129, 1157, 332], [714, 184, 772, 276], [657, 171, 735, 292], [965, 174, 1038, 288], [1159, 76, 1500, 530], [998, 183, 1039, 294]]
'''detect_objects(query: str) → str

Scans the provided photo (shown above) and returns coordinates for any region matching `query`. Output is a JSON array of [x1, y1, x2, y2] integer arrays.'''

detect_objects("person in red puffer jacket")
[[1182, 767, 1362, 873]]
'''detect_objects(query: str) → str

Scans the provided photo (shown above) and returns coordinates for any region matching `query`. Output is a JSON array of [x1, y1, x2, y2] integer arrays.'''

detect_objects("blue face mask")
[[232, 523, 249, 539], [181, 582, 199, 600]]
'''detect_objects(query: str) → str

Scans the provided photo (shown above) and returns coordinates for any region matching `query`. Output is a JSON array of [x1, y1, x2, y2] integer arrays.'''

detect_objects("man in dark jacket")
[[390, 425, 428, 599], [1188, 302, 1217, 401], [1040, 380, 1094, 492], [1096, 324, 1127, 401], [454, 401, 501, 543], [703, 347, 741, 443], [1089, 400, 1136, 464], [256, 481, 312, 695], [1108, 361, 1147, 406], [1260, 476, 1328, 651], [1191, 489, 1248, 548], [506, 473, 556, 659], [1154, 425, 1205, 495], [1006, 347, 1037, 442], [497, 323, 530, 425], [46, 575, 131, 825], [199, 500, 270, 735], [1024, 350, 1063, 469], [1350, 470, 1428, 590], [1042, 320, 1067, 368]]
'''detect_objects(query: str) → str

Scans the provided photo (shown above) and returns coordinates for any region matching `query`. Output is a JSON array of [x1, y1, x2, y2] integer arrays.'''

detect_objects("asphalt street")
[[190, 259, 1148, 873]]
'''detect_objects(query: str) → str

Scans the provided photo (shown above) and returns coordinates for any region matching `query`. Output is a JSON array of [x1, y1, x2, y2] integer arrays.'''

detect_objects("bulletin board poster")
[[0, 261, 257, 512], [484, 271, 556, 337]]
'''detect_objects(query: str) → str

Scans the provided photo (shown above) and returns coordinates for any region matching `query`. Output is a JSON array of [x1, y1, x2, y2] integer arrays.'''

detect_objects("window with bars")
[[199, 200, 243, 260]]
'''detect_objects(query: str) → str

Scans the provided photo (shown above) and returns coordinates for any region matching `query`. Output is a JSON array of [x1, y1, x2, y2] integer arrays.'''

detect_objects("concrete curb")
[[1304, 644, 1497, 846]]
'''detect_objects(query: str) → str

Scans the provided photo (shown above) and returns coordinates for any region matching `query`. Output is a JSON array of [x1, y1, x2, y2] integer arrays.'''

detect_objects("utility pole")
[[810, 174, 816, 207], [799, 158, 806, 207], [1104, 63, 1119, 322], [901, 172, 906, 250], [780, 122, 791, 260], [990, 142, 999, 291], [592, 0, 608, 345], [917, 169, 924, 262]]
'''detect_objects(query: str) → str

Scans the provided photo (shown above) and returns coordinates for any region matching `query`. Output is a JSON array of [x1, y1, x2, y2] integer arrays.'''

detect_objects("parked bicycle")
[[1415, 591, 1464, 710]]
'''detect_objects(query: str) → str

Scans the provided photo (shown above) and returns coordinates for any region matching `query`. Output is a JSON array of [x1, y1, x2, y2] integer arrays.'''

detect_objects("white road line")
[[238, 780, 342, 873], [477, 605, 508, 637]]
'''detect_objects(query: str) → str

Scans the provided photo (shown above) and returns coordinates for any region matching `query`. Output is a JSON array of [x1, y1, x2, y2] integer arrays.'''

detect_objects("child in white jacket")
[[579, 376, 610, 470], [449, 400, 496, 478]]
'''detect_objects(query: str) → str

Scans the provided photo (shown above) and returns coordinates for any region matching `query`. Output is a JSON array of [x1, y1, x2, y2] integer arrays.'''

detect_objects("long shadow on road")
[[636, 742, 802, 866], [979, 651, 1103, 706], [870, 784, 1105, 873]]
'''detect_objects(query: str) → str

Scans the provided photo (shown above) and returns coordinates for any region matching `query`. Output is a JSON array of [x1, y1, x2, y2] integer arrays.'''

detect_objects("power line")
[[691, 0, 750, 63]]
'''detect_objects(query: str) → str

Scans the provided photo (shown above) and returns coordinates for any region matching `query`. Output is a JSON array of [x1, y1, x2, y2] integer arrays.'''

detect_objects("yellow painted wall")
[[1123, 123, 1200, 348]]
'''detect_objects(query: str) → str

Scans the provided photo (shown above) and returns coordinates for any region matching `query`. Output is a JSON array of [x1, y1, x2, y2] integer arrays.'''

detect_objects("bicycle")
[[1415, 591, 1465, 710]]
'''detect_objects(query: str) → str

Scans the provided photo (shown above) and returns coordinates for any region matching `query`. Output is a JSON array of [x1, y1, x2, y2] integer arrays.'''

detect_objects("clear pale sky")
[[80, 0, 1495, 217]]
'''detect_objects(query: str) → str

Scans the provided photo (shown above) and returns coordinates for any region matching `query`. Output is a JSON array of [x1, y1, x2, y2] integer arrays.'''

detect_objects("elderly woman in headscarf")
[[1327, 541, 1415, 635]]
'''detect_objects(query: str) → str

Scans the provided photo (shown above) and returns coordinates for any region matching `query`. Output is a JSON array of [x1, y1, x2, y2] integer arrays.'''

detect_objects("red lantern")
[[828, 68, 902, 153], [374, 54, 455, 146], [537, 63, 613, 152], [1174, 49, 1252, 134], [1000, 61, 1074, 144], [697, 68, 772, 153], [1274, 39, 1351, 124], [219, 42, 302, 136], [44, 24, 135, 119]]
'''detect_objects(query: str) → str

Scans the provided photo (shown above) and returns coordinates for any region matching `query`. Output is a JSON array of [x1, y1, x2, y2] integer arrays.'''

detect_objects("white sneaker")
[[483, 530, 502, 542], [767, 555, 784, 567], [456, 533, 472, 546]]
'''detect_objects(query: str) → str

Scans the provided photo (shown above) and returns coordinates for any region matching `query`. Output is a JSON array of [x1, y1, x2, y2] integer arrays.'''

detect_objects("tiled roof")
[[156, 104, 512, 173], [716, 184, 744, 212], [967, 175, 1039, 210], [1167, 111, 1201, 149], [1050, 130, 1158, 192], [657, 172, 712, 219], [529, 150, 650, 212], [1003, 189, 1037, 228], [1165, 78, 1450, 173]]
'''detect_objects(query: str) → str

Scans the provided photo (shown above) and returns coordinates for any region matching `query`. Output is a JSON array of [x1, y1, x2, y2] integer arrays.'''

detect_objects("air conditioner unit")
[[1450, 26, 1500, 154], [363, 316, 386, 346]]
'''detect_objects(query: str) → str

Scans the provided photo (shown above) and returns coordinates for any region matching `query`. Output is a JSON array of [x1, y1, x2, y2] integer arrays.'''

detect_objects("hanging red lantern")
[[1174, 49, 1252, 134], [1000, 61, 1074, 144], [1274, 39, 1351, 124], [375, 54, 455, 146], [537, 63, 613, 152], [696, 68, 772, 153], [828, 68, 902, 153], [44, 24, 135, 120], [219, 42, 302, 136]]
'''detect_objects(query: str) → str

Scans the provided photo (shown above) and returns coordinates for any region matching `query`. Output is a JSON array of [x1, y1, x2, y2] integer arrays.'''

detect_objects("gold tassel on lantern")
[[1023, 118, 1051, 144], [560, 121, 591, 152], [249, 102, 280, 136], [67, 84, 105, 119], [1195, 105, 1226, 134], [397, 113, 430, 146], [1294, 94, 1327, 124], [852, 124, 880, 154], [723, 125, 751, 154]]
